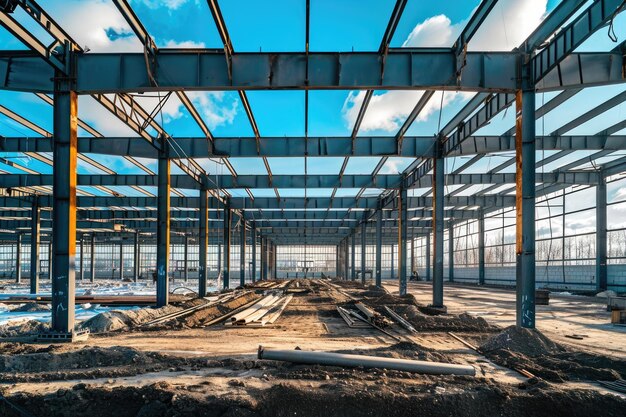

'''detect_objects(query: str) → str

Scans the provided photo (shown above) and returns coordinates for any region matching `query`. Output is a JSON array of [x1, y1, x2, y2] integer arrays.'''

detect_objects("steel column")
[[375, 210, 382, 287], [398, 188, 408, 296], [183, 235, 189, 282], [90, 234, 95, 282], [596, 174, 608, 290], [133, 231, 140, 282], [251, 222, 257, 282], [240, 220, 246, 286], [410, 233, 415, 277], [198, 188, 208, 295], [51, 85, 77, 333], [515, 89, 536, 329], [361, 221, 367, 284], [448, 221, 454, 283], [350, 233, 356, 280], [156, 153, 170, 307], [119, 241, 124, 280], [261, 237, 268, 280], [15, 233, 22, 283], [344, 238, 349, 280], [425, 233, 431, 281], [432, 152, 445, 307], [30, 199, 40, 293], [478, 210, 485, 285], [223, 199, 231, 289], [48, 242, 52, 281], [79, 235, 84, 281]]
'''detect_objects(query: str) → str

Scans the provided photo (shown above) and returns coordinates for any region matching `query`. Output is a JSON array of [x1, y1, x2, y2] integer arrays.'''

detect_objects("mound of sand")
[[479, 326, 563, 357], [0, 319, 49, 338], [11, 302, 51, 312]]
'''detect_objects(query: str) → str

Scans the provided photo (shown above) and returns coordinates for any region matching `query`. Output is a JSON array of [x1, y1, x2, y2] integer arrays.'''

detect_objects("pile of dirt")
[[10, 302, 51, 312], [341, 341, 451, 363], [0, 345, 229, 383], [359, 285, 388, 297], [2, 377, 626, 417], [0, 319, 49, 338], [479, 326, 626, 382], [79, 300, 201, 333], [393, 305, 499, 333], [0, 342, 61, 355]]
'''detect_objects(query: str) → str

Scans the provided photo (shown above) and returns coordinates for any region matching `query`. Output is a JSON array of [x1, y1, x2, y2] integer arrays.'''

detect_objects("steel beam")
[[596, 174, 607, 291], [516, 89, 536, 329], [425, 233, 431, 282], [448, 221, 454, 283], [478, 210, 485, 285], [156, 153, 170, 307], [183, 235, 189, 282], [198, 188, 208, 295], [51, 84, 77, 333]]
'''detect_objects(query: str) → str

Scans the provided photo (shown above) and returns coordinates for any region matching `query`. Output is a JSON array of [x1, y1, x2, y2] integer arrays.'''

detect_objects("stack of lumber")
[[225, 293, 293, 327]]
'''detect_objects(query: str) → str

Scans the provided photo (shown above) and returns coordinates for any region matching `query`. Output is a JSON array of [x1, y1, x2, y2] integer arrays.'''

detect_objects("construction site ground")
[[0, 279, 625, 417]]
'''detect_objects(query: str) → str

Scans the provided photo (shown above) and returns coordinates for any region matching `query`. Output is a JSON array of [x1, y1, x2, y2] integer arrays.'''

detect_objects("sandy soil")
[[0, 279, 624, 417]]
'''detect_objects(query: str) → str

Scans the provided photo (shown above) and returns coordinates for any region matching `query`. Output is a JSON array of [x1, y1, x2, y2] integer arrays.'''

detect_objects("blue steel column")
[[375, 210, 382, 287], [156, 150, 170, 307], [448, 221, 454, 283], [183, 235, 189, 282], [251, 222, 257, 282], [240, 220, 246, 286], [30, 199, 40, 293], [361, 220, 367, 284], [478, 210, 485, 285], [79, 235, 84, 281], [596, 174, 607, 291], [90, 234, 95, 282], [425, 233, 431, 281], [432, 149, 445, 308], [343, 238, 349, 280], [48, 241, 52, 281], [398, 188, 408, 296], [15, 233, 22, 284], [350, 233, 356, 280], [119, 240, 124, 280], [133, 231, 140, 282], [51, 84, 77, 333], [198, 188, 208, 295], [515, 89, 536, 329], [261, 237, 268, 280], [391, 244, 394, 280], [223, 199, 231, 289]]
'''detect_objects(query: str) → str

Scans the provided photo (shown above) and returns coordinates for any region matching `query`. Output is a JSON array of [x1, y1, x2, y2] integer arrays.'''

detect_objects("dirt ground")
[[0, 279, 625, 417]]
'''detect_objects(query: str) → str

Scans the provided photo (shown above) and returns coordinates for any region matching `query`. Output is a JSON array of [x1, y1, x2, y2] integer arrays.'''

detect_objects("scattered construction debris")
[[226, 293, 293, 327]]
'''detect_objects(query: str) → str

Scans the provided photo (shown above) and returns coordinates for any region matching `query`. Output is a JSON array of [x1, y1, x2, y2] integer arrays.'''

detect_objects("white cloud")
[[187, 92, 239, 130], [135, 0, 195, 11], [342, 0, 548, 133]]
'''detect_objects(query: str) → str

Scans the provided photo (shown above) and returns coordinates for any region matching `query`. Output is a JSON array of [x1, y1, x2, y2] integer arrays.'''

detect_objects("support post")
[[391, 244, 394, 280], [90, 234, 95, 282], [15, 233, 22, 284], [596, 173, 607, 291], [223, 199, 231, 289], [399, 188, 408, 296], [198, 188, 208, 296], [425, 233, 431, 281], [183, 235, 189, 282], [410, 232, 415, 277], [448, 221, 454, 283], [251, 222, 257, 282], [240, 219, 246, 286], [48, 241, 52, 281], [30, 199, 40, 293], [344, 238, 349, 280], [51, 84, 77, 333], [361, 220, 367, 284], [515, 88, 536, 329], [156, 151, 170, 307], [119, 240, 124, 280], [432, 147, 445, 308], [261, 237, 268, 280], [79, 235, 84, 281], [478, 210, 485, 285], [351, 233, 356, 280], [375, 209, 382, 287], [133, 231, 140, 282]]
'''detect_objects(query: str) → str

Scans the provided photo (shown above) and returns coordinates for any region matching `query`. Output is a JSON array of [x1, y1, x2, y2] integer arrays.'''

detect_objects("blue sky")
[[0, 0, 624, 207]]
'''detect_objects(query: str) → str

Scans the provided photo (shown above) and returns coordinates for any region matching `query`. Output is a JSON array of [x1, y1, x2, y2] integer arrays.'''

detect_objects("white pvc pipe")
[[258, 346, 475, 376]]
